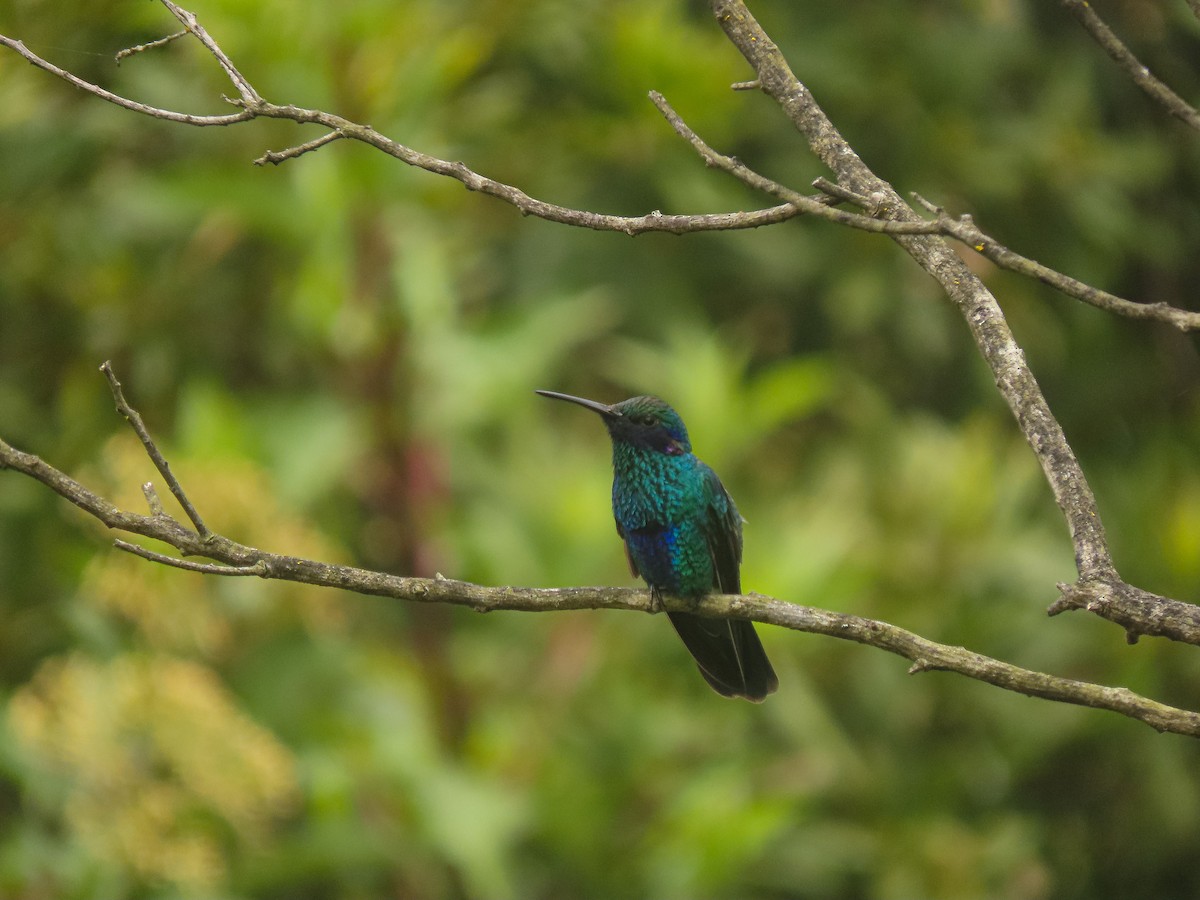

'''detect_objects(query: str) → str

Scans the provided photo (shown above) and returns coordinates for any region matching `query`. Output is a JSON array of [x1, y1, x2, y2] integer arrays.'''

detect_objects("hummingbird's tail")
[[667, 611, 778, 702]]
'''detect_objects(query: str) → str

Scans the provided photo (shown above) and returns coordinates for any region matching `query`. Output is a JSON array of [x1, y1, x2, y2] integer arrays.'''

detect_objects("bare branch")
[[0, 35, 255, 126], [12, 0, 1196, 329], [650, 91, 943, 235], [710, 0, 1119, 586], [115, 29, 187, 65], [1060, 0, 1200, 131], [240, 98, 817, 234], [800, 179, 1200, 333], [254, 130, 345, 166], [908, 194, 1200, 332], [114, 538, 267, 575], [1050, 578, 1200, 646], [710, 0, 1200, 649], [938, 211, 1200, 332], [811, 176, 877, 209], [158, 0, 260, 103], [141, 481, 165, 516], [668, 94, 1200, 331], [2, 423, 1199, 737], [0, 8, 809, 237], [99, 361, 208, 537]]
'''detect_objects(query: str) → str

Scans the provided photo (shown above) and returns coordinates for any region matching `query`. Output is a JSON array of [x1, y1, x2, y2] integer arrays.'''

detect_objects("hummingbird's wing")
[[663, 466, 778, 701], [701, 465, 743, 596], [615, 521, 641, 579]]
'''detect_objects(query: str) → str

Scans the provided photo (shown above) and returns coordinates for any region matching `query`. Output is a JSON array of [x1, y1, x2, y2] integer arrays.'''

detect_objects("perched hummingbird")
[[536, 390, 778, 701]]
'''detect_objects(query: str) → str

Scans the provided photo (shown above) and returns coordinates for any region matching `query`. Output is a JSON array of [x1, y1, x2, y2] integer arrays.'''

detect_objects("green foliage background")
[[3, 1, 1200, 897]]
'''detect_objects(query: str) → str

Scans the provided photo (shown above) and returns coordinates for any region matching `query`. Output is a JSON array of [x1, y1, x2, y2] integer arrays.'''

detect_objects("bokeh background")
[[3, 1, 1200, 897]]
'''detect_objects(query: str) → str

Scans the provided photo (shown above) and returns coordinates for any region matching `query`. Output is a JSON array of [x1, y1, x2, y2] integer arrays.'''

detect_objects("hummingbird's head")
[[535, 391, 692, 456], [607, 395, 691, 455]]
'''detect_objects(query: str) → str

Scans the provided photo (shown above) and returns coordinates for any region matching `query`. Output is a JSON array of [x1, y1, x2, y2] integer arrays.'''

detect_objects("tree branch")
[[649, 91, 942, 236], [114, 29, 187, 66], [664, 96, 1200, 332], [1060, 0, 1200, 132], [0, 33, 254, 126], [711, 1, 1108, 569], [157, 0, 260, 103], [707, 0, 1200, 646], [99, 361, 208, 537], [0, 13, 811, 237], [254, 130, 345, 166], [909, 194, 1200, 332], [113, 538, 268, 575], [2, 368, 1199, 737], [1050, 578, 1200, 646], [3, 3, 1195, 328]]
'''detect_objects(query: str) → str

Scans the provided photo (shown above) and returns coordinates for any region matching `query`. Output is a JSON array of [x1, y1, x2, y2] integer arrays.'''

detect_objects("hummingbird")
[[536, 390, 778, 701]]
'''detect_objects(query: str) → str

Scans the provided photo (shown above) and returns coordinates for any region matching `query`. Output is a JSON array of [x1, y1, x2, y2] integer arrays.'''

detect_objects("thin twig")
[[926, 202, 1200, 332], [99, 361, 208, 537], [115, 29, 187, 65], [158, 0, 260, 103], [141, 482, 165, 516], [1060, 0, 1200, 131], [649, 91, 941, 235], [0, 19, 807, 236], [809, 183, 1200, 331], [811, 176, 873, 207], [114, 539, 267, 575], [2, 429, 1200, 737], [255, 130, 345, 166], [0, 35, 254, 126]]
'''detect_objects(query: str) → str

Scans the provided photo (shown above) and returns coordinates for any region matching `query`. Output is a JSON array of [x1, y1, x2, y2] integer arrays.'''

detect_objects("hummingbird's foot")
[[647, 587, 664, 614]]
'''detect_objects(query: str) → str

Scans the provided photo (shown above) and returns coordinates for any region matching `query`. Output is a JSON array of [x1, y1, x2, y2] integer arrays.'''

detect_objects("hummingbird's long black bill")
[[535, 390, 616, 417]]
